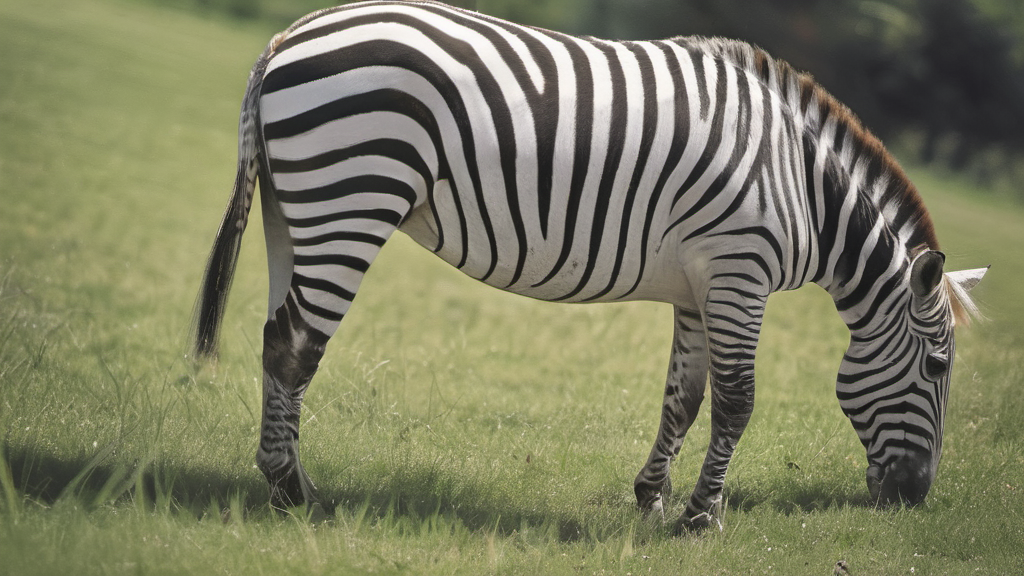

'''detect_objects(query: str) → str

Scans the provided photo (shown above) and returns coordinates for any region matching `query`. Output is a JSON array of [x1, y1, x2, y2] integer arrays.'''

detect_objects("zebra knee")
[[262, 301, 329, 391]]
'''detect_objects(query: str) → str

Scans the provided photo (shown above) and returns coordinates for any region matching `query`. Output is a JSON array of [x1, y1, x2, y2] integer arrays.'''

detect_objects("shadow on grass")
[[3, 442, 266, 512], [722, 480, 875, 514], [5, 441, 881, 539], [3, 442, 589, 541]]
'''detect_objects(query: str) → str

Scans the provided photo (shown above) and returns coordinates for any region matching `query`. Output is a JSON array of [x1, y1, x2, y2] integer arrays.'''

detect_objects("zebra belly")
[[399, 194, 697, 307]]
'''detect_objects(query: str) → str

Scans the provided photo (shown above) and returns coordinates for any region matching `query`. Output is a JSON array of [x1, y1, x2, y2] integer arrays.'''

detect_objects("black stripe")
[[710, 251, 775, 290], [292, 277, 350, 321], [584, 42, 660, 302], [292, 231, 387, 247], [622, 42, 691, 299], [671, 57, 727, 209], [293, 253, 370, 273], [532, 37, 593, 288], [277, 175, 417, 208], [807, 136, 844, 284], [555, 40, 629, 301], [834, 235, 900, 323], [270, 139, 433, 190], [285, 208, 405, 229], [683, 42, 711, 119]]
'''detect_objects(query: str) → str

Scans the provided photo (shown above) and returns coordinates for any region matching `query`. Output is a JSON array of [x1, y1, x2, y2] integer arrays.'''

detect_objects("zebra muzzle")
[[867, 451, 933, 507]]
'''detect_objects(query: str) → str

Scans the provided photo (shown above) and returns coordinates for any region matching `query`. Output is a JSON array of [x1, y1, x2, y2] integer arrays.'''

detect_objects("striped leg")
[[634, 307, 708, 518], [677, 287, 765, 532], [255, 182, 414, 509], [257, 295, 328, 510]]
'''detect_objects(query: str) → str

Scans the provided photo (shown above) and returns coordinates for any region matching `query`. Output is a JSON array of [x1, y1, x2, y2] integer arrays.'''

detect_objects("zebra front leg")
[[635, 307, 708, 519], [676, 287, 765, 532], [257, 296, 329, 510]]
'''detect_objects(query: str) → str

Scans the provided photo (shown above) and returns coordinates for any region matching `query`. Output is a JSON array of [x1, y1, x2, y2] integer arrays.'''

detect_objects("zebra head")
[[836, 249, 986, 506]]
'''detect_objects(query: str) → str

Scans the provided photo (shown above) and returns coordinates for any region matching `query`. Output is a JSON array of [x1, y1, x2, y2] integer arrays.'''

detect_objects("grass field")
[[1, 0, 1022, 574]]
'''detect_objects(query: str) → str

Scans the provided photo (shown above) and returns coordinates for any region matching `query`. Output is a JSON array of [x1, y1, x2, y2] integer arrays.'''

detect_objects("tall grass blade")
[[0, 447, 21, 519]]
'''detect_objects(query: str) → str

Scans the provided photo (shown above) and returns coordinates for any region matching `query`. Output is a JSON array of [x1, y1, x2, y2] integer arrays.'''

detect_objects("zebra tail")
[[191, 36, 281, 360]]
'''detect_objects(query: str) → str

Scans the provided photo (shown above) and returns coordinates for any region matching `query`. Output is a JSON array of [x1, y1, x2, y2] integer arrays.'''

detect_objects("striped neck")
[[686, 38, 940, 312], [799, 91, 940, 333], [800, 85, 938, 277]]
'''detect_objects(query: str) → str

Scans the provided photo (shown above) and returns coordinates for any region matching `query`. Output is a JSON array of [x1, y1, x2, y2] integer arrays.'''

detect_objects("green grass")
[[1, 0, 1023, 574]]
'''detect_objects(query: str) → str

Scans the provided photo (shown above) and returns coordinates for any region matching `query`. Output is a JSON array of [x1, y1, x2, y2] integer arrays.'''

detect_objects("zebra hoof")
[[638, 493, 666, 523], [673, 511, 722, 534], [307, 501, 328, 523], [673, 498, 724, 534], [267, 465, 318, 512], [634, 476, 670, 519]]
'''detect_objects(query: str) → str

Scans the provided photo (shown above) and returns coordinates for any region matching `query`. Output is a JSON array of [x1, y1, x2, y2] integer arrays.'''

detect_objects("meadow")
[[0, 0, 1022, 574]]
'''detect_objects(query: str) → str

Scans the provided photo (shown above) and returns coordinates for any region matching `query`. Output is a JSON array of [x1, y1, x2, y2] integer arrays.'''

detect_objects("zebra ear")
[[910, 250, 945, 298], [944, 265, 988, 325], [944, 266, 988, 292]]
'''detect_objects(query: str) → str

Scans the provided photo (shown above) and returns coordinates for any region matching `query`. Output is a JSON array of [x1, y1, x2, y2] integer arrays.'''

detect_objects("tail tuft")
[[190, 39, 277, 360], [191, 191, 249, 359]]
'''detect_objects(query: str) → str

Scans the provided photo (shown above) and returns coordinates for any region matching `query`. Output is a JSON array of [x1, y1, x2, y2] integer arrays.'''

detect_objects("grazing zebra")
[[192, 0, 987, 530]]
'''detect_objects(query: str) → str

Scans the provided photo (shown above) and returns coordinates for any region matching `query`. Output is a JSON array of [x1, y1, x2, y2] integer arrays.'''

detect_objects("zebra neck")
[[691, 37, 939, 308], [803, 113, 927, 333]]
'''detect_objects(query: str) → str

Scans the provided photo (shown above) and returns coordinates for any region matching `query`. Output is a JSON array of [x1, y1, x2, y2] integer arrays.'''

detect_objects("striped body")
[[259, 3, 816, 326], [193, 0, 985, 529]]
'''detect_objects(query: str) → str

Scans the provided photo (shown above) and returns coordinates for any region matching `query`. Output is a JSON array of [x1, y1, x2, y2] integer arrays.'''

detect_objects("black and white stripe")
[[192, 1, 985, 526]]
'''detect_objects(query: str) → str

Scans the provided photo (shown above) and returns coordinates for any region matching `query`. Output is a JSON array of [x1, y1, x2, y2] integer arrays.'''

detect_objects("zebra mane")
[[686, 37, 979, 324]]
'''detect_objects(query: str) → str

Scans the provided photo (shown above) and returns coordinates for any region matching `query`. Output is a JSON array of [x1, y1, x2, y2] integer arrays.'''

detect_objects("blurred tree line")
[[160, 0, 1024, 186]]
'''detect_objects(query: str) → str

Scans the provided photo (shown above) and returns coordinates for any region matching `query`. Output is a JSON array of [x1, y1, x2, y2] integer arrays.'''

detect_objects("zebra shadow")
[[721, 478, 875, 514], [3, 442, 266, 513], [2, 442, 590, 541], [5, 441, 878, 539]]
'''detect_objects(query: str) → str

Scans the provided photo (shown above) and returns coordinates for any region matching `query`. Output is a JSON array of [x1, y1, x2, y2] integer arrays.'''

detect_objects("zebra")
[[191, 0, 987, 531]]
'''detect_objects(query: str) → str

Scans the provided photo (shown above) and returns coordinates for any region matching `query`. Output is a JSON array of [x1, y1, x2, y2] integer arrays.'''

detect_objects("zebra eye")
[[924, 352, 948, 379]]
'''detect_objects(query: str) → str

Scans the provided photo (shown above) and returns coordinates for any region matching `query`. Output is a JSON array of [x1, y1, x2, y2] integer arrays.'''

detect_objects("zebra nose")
[[867, 452, 934, 506]]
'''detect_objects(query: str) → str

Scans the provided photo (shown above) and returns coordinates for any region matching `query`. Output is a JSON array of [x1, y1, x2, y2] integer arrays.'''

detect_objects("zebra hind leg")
[[634, 307, 709, 520], [256, 295, 329, 511]]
